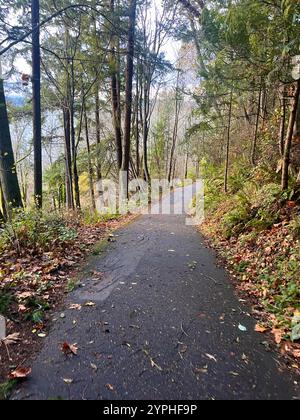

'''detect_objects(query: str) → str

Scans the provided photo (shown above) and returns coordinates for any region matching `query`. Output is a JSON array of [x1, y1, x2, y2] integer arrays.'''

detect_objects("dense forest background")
[[0, 0, 299, 215]]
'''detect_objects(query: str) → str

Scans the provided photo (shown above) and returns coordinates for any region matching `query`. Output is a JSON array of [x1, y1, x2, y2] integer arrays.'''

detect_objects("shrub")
[[81, 210, 119, 226], [0, 210, 77, 254]]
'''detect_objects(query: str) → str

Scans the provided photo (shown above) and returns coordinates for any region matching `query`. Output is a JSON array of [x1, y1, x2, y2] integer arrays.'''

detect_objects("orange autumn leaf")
[[255, 324, 267, 333], [272, 328, 283, 345], [8, 367, 31, 379], [61, 342, 78, 355]]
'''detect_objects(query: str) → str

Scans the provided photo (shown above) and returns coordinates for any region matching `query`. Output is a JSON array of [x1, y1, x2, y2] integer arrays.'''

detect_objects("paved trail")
[[14, 186, 298, 400]]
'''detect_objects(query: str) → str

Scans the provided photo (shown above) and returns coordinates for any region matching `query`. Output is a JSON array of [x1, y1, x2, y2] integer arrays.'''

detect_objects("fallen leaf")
[[61, 342, 78, 355], [8, 367, 31, 379], [205, 353, 217, 363], [195, 367, 208, 374], [69, 303, 82, 310], [85, 301, 96, 307], [90, 363, 98, 372], [293, 350, 300, 359], [106, 383, 114, 391], [91, 270, 103, 279], [1, 332, 21, 345], [17, 291, 33, 300], [255, 324, 267, 333], [272, 328, 283, 345], [229, 371, 239, 377]]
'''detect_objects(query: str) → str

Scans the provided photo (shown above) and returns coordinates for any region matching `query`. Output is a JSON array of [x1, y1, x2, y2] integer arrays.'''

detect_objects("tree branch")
[[177, 0, 205, 18]]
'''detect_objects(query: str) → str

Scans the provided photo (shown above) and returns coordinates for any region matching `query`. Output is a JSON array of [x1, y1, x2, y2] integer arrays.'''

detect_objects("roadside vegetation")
[[0, 210, 132, 390], [201, 162, 300, 361]]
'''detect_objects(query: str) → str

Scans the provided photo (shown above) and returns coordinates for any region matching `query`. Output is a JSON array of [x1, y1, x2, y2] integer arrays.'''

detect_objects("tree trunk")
[[95, 87, 102, 182], [0, 78, 23, 212], [143, 118, 150, 183], [31, 0, 42, 208], [84, 105, 96, 210], [70, 60, 80, 210], [184, 151, 189, 179], [63, 107, 74, 209], [135, 64, 140, 177], [0, 180, 7, 221], [279, 85, 287, 157], [122, 0, 138, 180], [110, 0, 123, 171], [251, 80, 262, 165], [281, 80, 300, 190], [168, 72, 181, 183], [224, 89, 233, 193]]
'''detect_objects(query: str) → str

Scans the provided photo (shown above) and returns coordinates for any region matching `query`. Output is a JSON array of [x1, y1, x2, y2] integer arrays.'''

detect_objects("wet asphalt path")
[[13, 186, 299, 400]]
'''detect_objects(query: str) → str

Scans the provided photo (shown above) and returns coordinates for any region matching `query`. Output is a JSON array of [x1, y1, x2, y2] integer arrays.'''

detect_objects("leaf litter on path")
[[205, 353, 217, 363], [61, 342, 78, 356], [8, 367, 31, 379]]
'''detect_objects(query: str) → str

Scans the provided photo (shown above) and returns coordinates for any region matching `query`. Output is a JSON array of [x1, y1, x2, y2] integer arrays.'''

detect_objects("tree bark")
[[63, 106, 74, 209], [122, 0, 138, 181], [135, 64, 140, 177], [70, 60, 81, 210], [31, 0, 42, 208], [0, 78, 23, 212], [251, 80, 262, 165], [224, 89, 233, 193], [279, 85, 287, 157], [84, 104, 96, 210], [281, 80, 300, 190], [95, 87, 102, 182], [168, 71, 181, 183], [110, 0, 123, 171]]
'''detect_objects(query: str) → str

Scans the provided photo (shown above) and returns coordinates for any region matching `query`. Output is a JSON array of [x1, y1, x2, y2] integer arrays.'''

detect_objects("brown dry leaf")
[[2, 332, 21, 345], [106, 383, 114, 391], [255, 324, 267, 333], [61, 342, 78, 355], [179, 344, 188, 354], [8, 367, 31, 379], [195, 367, 208, 374], [293, 350, 300, 359], [272, 328, 283, 345], [17, 291, 33, 300], [91, 270, 103, 279], [69, 303, 82, 310]]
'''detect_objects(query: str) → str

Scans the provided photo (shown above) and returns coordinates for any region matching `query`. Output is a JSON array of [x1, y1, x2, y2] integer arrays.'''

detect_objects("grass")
[[66, 278, 80, 293], [91, 239, 110, 256], [0, 380, 17, 400], [0, 290, 14, 318]]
